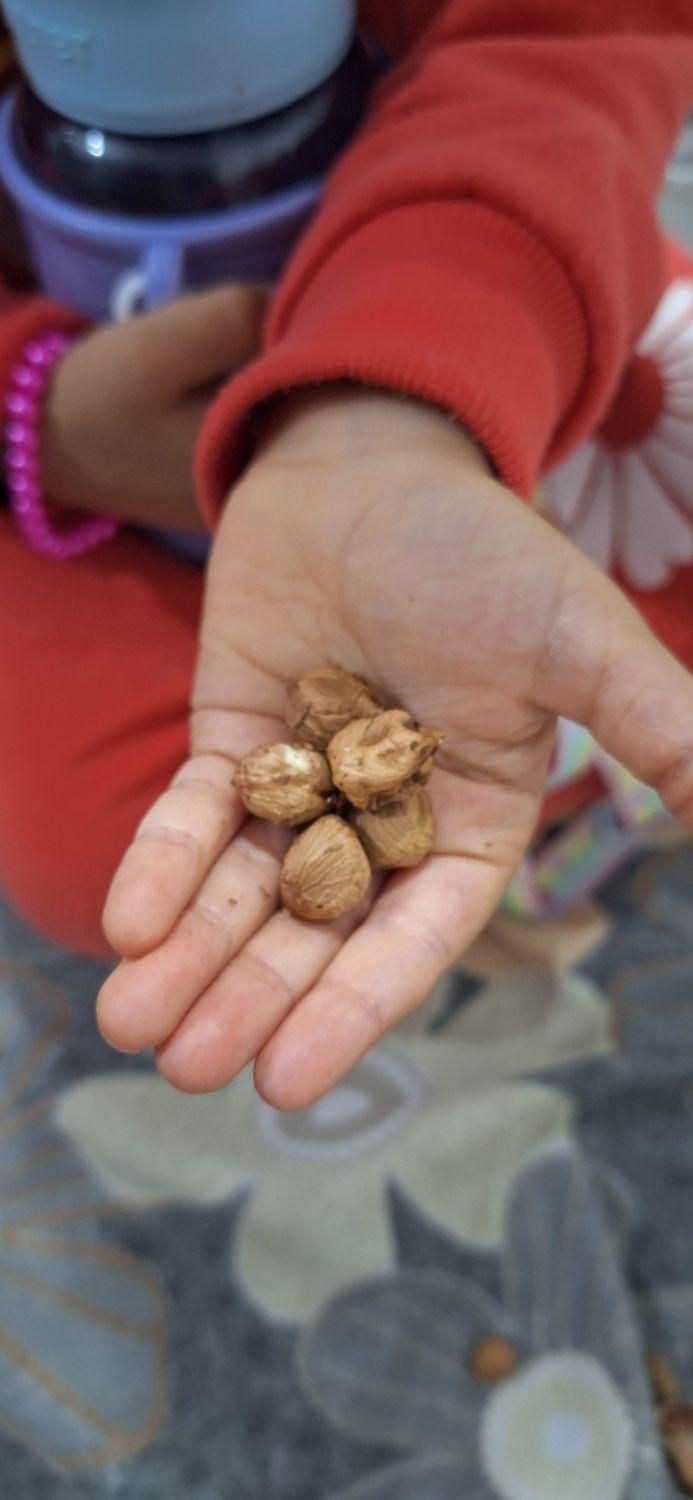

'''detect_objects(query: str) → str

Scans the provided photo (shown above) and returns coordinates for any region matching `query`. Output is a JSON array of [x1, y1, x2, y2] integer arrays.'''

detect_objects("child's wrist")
[[4, 330, 120, 558], [258, 384, 492, 475]]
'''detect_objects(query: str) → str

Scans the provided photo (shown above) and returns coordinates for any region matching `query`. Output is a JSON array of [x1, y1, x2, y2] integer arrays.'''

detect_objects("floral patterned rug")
[[1, 843, 693, 1498]]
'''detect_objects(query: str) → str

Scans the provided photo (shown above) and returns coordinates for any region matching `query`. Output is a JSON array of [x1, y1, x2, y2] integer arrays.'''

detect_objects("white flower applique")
[[545, 279, 693, 590]]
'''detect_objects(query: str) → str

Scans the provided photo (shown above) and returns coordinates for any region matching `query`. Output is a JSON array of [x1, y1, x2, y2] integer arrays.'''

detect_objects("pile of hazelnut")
[[234, 667, 443, 921]]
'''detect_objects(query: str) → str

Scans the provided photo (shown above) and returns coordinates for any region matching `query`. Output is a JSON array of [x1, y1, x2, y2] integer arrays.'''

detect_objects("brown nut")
[[353, 790, 434, 869], [234, 743, 332, 827], [328, 710, 444, 811], [280, 815, 371, 921], [286, 666, 383, 750], [470, 1336, 520, 1384]]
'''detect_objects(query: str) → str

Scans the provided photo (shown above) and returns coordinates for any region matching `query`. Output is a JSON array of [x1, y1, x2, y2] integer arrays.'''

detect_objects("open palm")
[[98, 391, 693, 1106]]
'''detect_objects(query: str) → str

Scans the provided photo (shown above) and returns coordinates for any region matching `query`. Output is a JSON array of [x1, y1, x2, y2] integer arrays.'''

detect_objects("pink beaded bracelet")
[[4, 330, 120, 559]]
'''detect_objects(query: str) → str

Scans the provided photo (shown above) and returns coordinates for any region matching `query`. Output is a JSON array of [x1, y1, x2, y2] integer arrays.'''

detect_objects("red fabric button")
[[599, 354, 664, 450]]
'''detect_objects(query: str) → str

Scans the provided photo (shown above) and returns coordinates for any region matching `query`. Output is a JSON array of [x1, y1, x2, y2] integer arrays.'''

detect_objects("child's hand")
[[42, 285, 266, 531], [98, 388, 693, 1106]]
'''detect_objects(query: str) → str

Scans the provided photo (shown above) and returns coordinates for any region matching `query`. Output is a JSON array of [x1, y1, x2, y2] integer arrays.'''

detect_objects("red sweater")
[[1, 2, 692, 522], [195, 0, 693, 515]]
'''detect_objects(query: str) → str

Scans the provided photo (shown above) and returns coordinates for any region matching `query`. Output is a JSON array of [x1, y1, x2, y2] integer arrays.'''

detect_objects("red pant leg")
[[0, 516, 202, 958]]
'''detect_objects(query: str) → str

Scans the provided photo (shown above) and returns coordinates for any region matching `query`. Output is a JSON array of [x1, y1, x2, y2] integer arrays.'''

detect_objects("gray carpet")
[[1, 842, 693, 1497]]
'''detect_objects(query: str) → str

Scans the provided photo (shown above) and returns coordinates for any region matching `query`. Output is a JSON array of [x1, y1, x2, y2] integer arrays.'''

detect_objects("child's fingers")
[[252, 851, 511, 1111], [540, 558, 693, 827], [122, 284, 269, 398], [149, 769, 533, 1098], [590, 621, 693, 824], [103, 729, 279, 957], [103, 755, 242, 957], [155, 891, 377, 1094], [97, 819, 288, 1053]]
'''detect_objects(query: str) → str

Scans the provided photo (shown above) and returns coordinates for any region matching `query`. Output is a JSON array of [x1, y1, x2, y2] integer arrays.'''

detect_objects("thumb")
[[130, 284, 268, 396], [539, 549, 693, 827]]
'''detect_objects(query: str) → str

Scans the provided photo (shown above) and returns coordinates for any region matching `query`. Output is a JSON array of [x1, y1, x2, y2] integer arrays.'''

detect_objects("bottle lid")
[[4, 0, 356, 136], [12, 37, 379, 216]]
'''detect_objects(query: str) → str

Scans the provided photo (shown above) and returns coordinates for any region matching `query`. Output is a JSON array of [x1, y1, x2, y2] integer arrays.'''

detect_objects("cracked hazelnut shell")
[[234, 743, 332, 827], [327, 709, 443, 811]]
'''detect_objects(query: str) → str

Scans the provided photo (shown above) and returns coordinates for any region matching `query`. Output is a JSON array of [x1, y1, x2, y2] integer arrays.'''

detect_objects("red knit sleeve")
[[196, 0, 693, 519]]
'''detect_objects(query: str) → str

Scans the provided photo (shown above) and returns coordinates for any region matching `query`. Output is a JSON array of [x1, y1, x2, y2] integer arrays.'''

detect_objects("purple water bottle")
[[0, 5, 381, 555]]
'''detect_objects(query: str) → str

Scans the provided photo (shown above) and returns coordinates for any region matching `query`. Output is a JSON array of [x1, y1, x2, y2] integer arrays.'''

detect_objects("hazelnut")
[[280, 815, 371, 921], [660, 1402, 693, 1489], [286, 666, 383, 750], [328, 710, 443, 811], [234, 743, 332, 827], [470, 1336, 519, 1383], [353, 791, 434, 868]]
